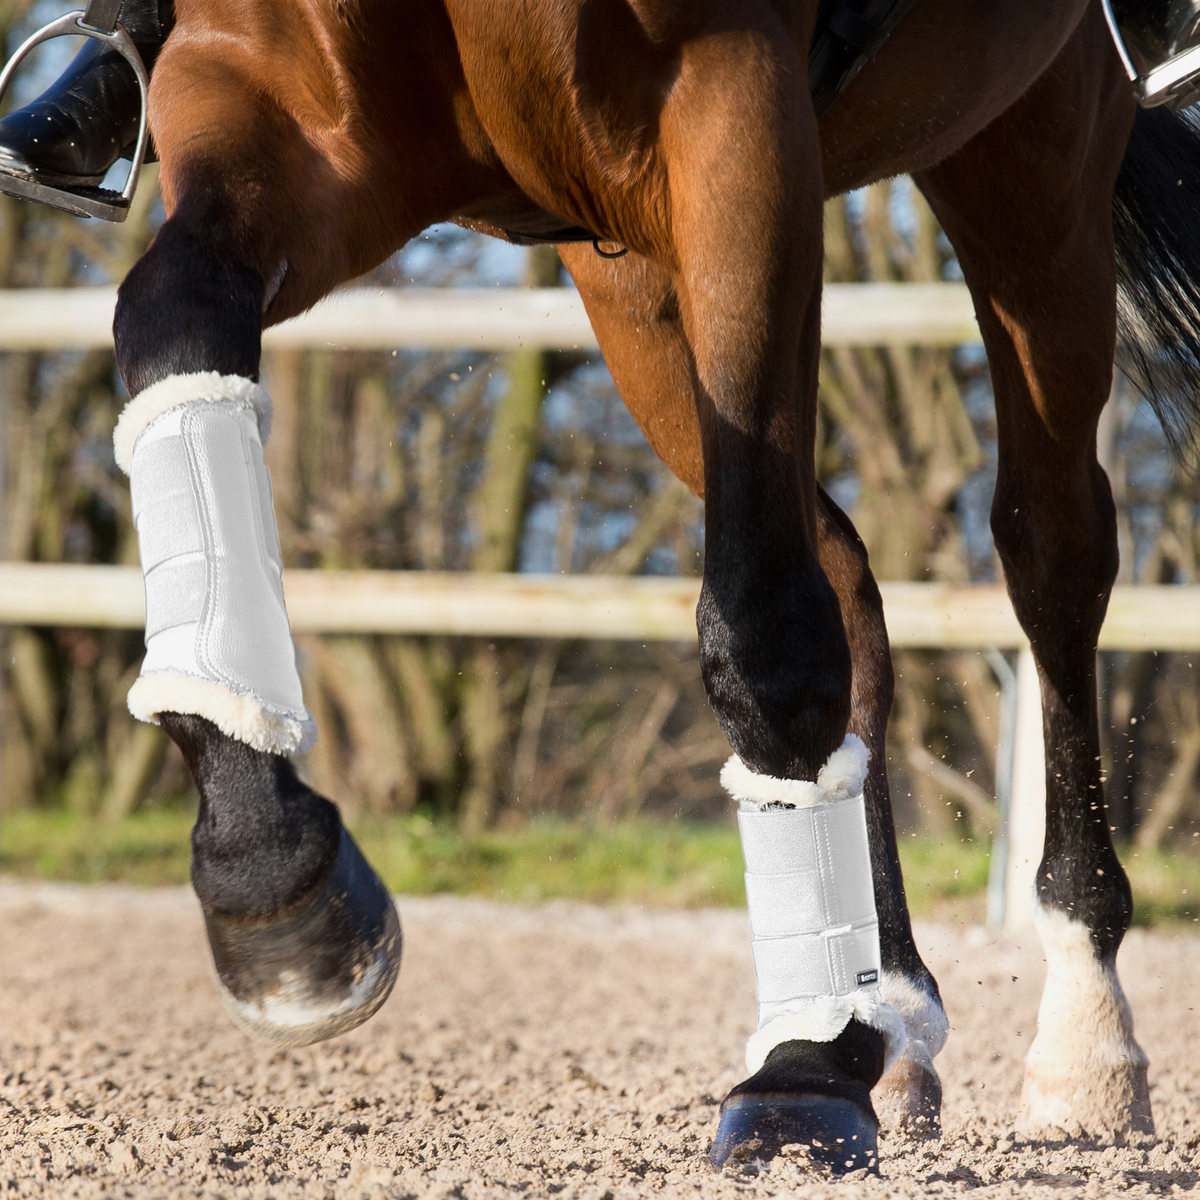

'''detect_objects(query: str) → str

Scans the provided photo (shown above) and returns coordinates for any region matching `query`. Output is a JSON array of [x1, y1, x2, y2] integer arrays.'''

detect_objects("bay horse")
[[100, 0, 1196, 1175]]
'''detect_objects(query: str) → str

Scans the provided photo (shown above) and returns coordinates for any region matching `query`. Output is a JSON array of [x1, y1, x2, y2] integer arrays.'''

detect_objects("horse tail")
[[1113, 106, 1200, 456]]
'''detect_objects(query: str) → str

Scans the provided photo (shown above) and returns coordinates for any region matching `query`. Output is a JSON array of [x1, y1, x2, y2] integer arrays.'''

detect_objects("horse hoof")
[[201, 826, 401, 1046], [710, 1025, 884, 1174], [876, 1053, 943, 1139], [710, 1092, 879, 1174]]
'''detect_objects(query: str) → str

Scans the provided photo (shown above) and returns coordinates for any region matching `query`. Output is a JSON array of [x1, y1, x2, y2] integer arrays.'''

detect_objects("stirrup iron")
[[0, 0, 149, 221], [1102, 0, 1200, 109]]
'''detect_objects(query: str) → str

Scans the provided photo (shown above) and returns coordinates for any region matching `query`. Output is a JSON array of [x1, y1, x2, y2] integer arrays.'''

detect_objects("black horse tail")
[[1113, 105, 1200, 457]]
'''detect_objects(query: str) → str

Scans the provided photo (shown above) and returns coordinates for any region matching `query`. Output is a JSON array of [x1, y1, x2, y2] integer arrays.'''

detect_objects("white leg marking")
[[875, 969, 947, 1131], [1020, 905, 1153, 1137]]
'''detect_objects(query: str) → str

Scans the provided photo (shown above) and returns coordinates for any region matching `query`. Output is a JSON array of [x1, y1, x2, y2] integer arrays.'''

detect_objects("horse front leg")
[[112, 120, 405, 1045], [699, 245, 901, 1176], [639, 28, 904, 1172]]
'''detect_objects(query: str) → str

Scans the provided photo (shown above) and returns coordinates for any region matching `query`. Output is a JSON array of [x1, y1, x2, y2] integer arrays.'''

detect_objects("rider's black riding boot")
[[1110, 0, 1200, 109], [0, 0, 173, 187]]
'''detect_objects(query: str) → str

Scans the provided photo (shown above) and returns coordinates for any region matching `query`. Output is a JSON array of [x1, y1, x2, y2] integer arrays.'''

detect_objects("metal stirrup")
[[0, 1, 150, 221], [1101, 0, 1200, 109]]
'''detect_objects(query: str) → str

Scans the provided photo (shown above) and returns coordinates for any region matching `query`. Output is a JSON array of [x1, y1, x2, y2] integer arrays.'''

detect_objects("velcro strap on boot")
[[724, 736, 906, 1074], [115, 372, 314, 755], [735, 776, 880, 1020]]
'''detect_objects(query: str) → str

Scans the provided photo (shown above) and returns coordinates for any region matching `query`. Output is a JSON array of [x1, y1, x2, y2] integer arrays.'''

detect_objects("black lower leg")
[[993, 459, 1131, 949], [1036, 693, 1133, 956], [166, 713, 401, 1046], [166, 713, 341, 917]]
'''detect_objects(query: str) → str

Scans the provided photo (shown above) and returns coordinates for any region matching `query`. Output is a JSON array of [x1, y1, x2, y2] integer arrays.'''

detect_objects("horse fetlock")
[[188, 766, 343, 920], [1018, 905, 1153, 1138], [1035, 845, 1133, 964]]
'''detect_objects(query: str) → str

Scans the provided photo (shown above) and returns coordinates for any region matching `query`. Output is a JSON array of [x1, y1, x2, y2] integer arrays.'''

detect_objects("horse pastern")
[[1021, 907, 1154, 1140], [875, 969, 947, 1135]]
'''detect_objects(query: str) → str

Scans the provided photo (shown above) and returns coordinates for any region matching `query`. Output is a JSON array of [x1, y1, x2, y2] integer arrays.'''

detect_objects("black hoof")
[[202, 825, 402, 1046], [709, 1022, 885, 1174], [162, 713, 402, 1047], [710, 1092, 879, 1174]]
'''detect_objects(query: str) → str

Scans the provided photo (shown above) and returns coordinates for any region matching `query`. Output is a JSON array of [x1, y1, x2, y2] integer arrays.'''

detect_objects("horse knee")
[[115, 213, 265, 394], [697, 567, 851, 781]]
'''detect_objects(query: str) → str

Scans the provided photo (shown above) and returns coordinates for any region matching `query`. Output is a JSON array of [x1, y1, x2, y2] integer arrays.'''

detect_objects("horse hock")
[[711, 736, 907, 1173], [116, 371, 401, 1045]]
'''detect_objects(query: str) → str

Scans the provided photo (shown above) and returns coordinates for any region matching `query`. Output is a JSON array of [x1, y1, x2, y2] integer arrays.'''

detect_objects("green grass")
[[894, 832, 993, 924], [356, 814, 745, 907], [1, 806, 1196, 927], [1118, 843, 1200, 928], [0, 806, 197, 888]]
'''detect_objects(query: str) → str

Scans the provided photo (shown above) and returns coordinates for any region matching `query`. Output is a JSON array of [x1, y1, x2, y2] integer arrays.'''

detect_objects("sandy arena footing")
[[0, 882, 1197, 1198]]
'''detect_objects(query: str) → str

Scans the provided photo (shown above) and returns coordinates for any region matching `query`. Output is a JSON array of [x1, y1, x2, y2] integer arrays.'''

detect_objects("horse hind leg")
[[917, 39, 1151, 1138], [816, 496, 947, 1137], [113, 66, 409, 1045], [564, 239, 945, 1158]]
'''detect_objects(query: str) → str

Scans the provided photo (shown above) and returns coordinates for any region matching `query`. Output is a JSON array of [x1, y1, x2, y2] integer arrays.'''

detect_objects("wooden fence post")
[[1002, 645, 1046, 930]]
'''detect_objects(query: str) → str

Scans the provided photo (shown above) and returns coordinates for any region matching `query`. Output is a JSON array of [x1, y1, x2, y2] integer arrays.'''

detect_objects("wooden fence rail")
[[2, 563, 1197, 651], [0, 282, 1171, 931], [3, 565, 1195, 930], [0, 283, 980, 350]]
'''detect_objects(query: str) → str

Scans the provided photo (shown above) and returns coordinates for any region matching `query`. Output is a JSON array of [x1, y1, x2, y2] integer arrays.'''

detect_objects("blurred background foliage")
[[0, 5, 1196, 912]]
